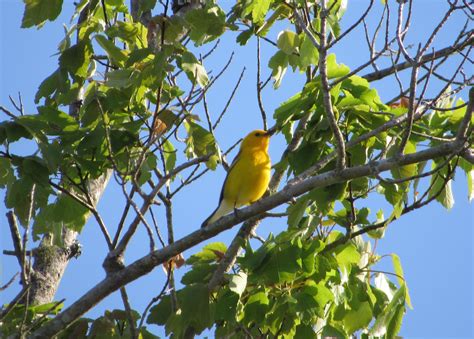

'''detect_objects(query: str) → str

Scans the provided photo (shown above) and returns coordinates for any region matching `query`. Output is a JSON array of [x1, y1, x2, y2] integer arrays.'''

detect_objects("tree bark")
[[25, 174, 110, 305]]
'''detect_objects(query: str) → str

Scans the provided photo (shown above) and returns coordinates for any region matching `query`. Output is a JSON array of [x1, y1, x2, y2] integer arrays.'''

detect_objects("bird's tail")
[[201, 200, 233, 228]]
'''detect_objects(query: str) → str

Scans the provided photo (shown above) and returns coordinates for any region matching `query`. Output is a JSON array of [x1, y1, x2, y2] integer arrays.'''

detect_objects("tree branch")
[[363, 31, 473, 82], [316, 2, 346, 171]]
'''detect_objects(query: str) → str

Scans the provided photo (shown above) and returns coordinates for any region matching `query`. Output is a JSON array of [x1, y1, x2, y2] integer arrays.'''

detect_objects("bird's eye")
[[255, 132, 260, 137]]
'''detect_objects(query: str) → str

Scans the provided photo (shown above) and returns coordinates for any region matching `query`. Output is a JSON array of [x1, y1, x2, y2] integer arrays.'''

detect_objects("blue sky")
[[1, 0, 473, 337]]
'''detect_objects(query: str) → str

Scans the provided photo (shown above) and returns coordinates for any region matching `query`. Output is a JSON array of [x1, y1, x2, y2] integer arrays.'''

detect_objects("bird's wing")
[[218, 149, 241, 204], [201, 150, 242, 228]]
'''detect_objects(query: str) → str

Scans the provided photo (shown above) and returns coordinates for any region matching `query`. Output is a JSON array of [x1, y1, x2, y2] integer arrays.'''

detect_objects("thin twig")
[[256, 37, 268, 130], [315, 1, 346, 170], [0, 272, 19, 291]]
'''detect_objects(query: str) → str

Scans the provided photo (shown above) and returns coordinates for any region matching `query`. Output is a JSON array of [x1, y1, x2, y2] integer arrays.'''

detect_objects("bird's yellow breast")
[[223, 148, 271, 207]]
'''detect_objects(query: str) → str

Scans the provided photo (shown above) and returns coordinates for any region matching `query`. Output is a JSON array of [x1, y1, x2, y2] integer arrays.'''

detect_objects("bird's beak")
[[264, 128, 276, 136]]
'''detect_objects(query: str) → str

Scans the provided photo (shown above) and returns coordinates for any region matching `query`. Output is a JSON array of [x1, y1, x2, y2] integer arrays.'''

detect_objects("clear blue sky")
[[1, 0, 473, 337]]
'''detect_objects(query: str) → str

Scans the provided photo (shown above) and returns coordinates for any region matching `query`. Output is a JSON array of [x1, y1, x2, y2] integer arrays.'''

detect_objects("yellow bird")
[[201, 129, 273, 228]]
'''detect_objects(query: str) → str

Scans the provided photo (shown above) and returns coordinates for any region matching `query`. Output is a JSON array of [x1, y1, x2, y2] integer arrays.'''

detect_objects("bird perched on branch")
[[201, 129, 273, 228]]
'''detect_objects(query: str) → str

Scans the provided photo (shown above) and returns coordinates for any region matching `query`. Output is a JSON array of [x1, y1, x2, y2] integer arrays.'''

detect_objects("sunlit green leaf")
[[277, 30, 299, 55], [343, 301, 372, 334], [268, 50, 288, 89], [391, 253, 412, 309], [299, 34, 319, 69], [22, 0, 63, 28], [429, 162, 455, 209], [185, 4, 226, 45], [326, 53, 350, 79], [95, 35, 128, 66], [180, 52, 209, 87]]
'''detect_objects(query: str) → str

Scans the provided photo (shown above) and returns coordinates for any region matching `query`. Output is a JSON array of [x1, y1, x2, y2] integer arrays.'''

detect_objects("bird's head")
[[241, 129, 273, 151]]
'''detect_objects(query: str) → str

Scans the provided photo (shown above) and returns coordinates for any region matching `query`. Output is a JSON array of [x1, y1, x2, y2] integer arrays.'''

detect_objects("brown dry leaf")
[[152, 117, 167, 137], [390, 96, 410, 108], [162, 253, 186, 274]]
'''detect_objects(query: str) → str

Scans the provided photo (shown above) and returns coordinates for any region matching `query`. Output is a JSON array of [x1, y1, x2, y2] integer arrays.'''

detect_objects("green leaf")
[[295, 284, 319, 316], [273, 91, 305, 126], [106, 69, 134, 88], [391, 253, 412, 309], [243, 291, 269, 325], [187, 242, 227, 264], [301, 239, 325, 274], [95, 35, 128, 66], [389, 141, 417, 179], [0, 158, 14, 188], [22, 0, 63, 28], [110, 129, 138, 154], [5, 177, 35, 227], [295, 324, 316, 338], [20, 156, 50, 185], [268, 50, 288, 89], [429, 163, 455, 209], [180, 52, 209, 87], [467, 168, 474, 202], [38, 106, 79, 132], [162, 139, 176, 173], [34, 194, 89, 239], [314, 281, 334, 310], [379, 181, 404, 206], [236, 29, 253, 45], [335, 243, 361, 271], [287, 195, 309, 228], [139, 0, 156, 13], [246, 0, 272, 24], [106, 20, 145, 47], [178, 284, 211, 332], [181, 263, 215, 285], [370, 284, 406, 337], [299, 34, 319, 69], [368, 209, 386, 239], [185, 4, 226, 45], [138, 154, 157, 186], [58, 318, 89, 338], [0, 121, 32, 143], [343, 301, 372, 334], [326, 53, 350, 79], [38, 142, 62, 173], [59, 41, 93, 80], [254, 241, 302, 284], [239, 238, 275, 272], [184, 121, 218, 169], [309, 182, 347, 215], [215, 288, 239, 322], [277, 30, 300, 55], [35, 68, 69, 104], [147, 296, 172, 325]]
